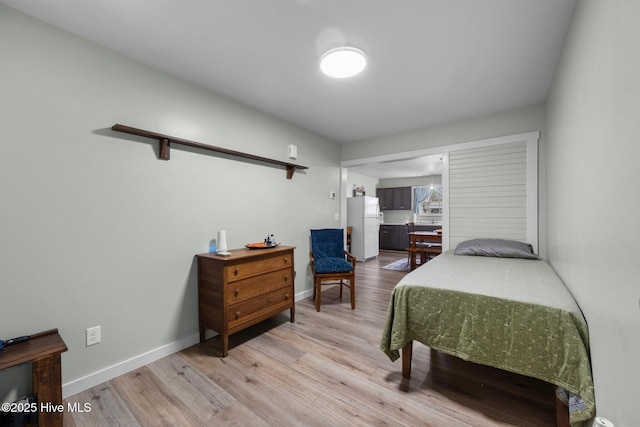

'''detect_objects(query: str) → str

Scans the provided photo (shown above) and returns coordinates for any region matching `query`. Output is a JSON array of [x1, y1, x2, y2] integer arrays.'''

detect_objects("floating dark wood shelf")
[[111, 124, 308, 179]]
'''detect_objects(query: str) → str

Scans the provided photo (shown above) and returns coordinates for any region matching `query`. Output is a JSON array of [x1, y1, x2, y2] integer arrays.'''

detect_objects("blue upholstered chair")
[[309, 228, 356, 312]]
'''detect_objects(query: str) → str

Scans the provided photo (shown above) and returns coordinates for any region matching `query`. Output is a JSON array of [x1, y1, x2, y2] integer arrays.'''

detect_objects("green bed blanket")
[[380, 251, 595, 426]]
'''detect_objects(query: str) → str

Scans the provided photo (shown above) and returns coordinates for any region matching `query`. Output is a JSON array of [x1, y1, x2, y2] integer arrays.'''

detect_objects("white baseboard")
[[62, 332, 201, 399], [62, 291, 311, 399], [296, 288, 313, 300]]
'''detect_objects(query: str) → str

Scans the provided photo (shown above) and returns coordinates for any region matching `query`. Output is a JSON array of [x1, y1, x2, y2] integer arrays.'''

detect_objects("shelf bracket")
[[111, 124, 308, 179], [159, 138, 170, 160], [286, 166, 295, 180]]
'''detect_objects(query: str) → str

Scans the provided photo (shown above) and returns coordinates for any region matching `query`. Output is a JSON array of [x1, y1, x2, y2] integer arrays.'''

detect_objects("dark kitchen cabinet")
[[379, 225, 392, 249], [377, 188, 393, 210], [393, 187, 412, 210], [376, 187, 412, 210], [379, 225, 409, 251]]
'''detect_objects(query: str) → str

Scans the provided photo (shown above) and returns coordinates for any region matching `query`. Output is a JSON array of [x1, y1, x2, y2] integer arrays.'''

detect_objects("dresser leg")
[[221, 334, 229, 357], [290, 306, 295, 323], [199, 324, 205, 343]]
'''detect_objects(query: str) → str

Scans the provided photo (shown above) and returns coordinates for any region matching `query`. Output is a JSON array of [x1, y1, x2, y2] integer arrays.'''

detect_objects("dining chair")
[[405, 222, 428, 263], [406, 222, 442, 269], [414, 233, 442, 263], [309, 228, 356, 312]]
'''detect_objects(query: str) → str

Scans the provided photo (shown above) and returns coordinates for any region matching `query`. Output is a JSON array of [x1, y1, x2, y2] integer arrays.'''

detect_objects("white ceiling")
[[2, 0, 575, 177], [349, 154, 443, 180]]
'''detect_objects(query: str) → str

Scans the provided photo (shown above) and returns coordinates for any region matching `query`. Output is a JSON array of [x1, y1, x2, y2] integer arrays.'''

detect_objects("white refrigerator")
[[347, 196, 380, 261]]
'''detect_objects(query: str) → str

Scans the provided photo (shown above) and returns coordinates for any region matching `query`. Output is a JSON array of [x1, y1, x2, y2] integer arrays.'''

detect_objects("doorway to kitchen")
[[340, 130, 539, 254]]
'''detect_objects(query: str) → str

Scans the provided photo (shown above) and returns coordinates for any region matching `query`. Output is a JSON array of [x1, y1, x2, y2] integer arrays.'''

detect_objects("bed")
[[380, 239, 595, 427]]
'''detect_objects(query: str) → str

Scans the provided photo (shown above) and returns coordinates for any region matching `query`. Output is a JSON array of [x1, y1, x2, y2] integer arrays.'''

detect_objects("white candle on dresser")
[[217, 230, 228, 253]]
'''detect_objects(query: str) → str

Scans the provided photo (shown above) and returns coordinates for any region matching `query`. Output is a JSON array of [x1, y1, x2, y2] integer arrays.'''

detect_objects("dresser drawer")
[[226, 269, 293, 305], [225, 252, 292, 282], [227, 287, 293, 330]]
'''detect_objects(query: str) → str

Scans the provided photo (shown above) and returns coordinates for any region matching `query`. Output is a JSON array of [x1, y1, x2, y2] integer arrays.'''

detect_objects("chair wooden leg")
[[350, 279, 355, 309], [313, 276, 354, 312], [316, 279, 321, 312], [410, 250, 417, 270]]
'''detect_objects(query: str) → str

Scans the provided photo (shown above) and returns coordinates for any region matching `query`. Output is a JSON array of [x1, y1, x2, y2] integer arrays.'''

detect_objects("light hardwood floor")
[[63, 251, 556, 426]]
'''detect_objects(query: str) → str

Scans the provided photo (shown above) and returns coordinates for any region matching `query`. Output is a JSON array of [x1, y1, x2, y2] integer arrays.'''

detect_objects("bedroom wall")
[[0, 5, 341, 400], [545, 1, 640, 425]]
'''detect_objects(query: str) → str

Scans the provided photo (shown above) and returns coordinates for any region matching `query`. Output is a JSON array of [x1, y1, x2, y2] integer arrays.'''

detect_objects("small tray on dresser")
[[245, 242, 279, 249]]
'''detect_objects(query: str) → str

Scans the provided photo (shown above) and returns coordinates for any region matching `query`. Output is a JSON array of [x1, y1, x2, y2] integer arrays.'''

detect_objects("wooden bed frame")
[[401, 341, 571, 427]]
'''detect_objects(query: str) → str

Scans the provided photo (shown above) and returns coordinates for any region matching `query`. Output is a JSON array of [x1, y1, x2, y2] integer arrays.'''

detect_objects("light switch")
[[288, 144, 297, 160]]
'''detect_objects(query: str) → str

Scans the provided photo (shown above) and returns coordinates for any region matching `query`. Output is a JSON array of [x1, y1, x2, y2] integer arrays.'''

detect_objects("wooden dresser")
[[196, 246, 295, 357]]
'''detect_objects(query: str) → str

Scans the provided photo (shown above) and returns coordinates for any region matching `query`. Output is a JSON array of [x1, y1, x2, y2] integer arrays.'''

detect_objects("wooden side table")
[[0, 329, 68, 427]]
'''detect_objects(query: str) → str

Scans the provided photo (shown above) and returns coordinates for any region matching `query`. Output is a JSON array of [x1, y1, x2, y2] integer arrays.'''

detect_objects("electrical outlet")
[[86, 326, 101, 346]]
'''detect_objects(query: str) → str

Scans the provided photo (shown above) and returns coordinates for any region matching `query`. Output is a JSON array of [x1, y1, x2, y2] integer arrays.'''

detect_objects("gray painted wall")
[[345, 171, 379, 199], [546, 1, 640, 424], [0, 5, 341, 399]]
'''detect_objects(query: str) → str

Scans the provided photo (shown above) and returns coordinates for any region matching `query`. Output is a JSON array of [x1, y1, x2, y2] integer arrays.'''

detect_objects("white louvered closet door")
[[448, 140, 532, 251]]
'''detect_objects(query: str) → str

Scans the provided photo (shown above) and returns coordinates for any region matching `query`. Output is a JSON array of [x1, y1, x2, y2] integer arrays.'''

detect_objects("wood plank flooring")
[[63, 251, 556, 426]]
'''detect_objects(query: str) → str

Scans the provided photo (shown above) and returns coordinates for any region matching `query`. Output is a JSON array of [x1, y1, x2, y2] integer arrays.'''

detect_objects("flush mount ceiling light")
[[320, 47, 367, 78]]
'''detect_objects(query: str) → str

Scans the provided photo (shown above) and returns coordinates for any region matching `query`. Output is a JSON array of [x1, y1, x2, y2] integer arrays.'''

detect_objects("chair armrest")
[[344, 250, 356, 267], [309, 250, 315, 271]]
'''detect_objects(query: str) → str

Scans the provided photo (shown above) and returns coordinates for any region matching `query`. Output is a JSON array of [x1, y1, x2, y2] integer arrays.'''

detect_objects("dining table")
[[408, 231, 442, 270]]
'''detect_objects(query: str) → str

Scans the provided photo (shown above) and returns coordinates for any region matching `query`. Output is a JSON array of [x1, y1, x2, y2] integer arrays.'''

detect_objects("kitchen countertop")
[[381, 222, 442, 226]]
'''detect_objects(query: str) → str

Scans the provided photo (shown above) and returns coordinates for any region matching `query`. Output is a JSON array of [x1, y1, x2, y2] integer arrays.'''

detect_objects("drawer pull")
[[284, 275, 289, 282], [284, 257, 289, 264], [284, 294, 290, 300], [235, 311, 241, 319], [234, 288, 240, 297], [234, 268, 240, 275]]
